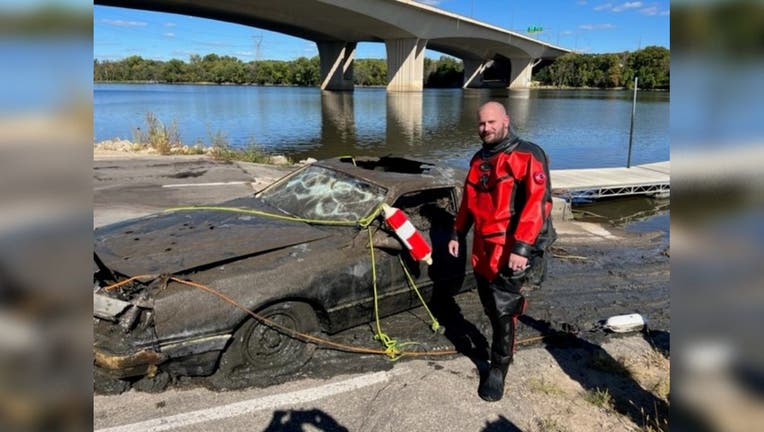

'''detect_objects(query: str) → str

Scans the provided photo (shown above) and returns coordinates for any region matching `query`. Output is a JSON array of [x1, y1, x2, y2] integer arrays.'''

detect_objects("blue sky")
[[94, 1, 669, 62]]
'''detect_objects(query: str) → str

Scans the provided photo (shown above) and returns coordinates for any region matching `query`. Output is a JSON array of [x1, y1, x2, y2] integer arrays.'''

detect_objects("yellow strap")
[[398, 255, 441, 333], [368, 227, 402, 360], [166, 203, 384, 228]]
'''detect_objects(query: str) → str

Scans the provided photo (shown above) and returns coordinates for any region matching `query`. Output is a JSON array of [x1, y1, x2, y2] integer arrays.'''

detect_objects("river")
[[94, 84, 668, 170], [94, 84, 670, 231]]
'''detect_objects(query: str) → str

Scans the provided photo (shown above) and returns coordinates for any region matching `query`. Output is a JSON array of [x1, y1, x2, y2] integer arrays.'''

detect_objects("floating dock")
[[551, 161, 670, 200]]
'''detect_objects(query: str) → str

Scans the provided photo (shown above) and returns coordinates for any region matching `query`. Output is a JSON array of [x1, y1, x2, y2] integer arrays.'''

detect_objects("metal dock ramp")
[[551, 161, 670, 200]]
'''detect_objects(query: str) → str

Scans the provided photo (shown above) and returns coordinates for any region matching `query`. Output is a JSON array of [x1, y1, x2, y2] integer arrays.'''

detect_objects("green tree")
[[534, 48, 669, 90], [290, 56, 320, 86], [627, 46, 669, 89], [162, 59, 187, 83], [545, 53, 577, 86], [354, 59, 387, 86], [424, 56, 463, 87], [186, 54, 205, 82]]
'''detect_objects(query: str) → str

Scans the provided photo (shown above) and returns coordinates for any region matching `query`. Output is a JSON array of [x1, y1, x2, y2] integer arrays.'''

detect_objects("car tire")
[[208, 301, 320, 390]]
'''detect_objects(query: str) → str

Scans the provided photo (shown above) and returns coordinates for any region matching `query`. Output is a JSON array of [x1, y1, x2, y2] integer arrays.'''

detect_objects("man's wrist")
[[511, 241, 532, 258]]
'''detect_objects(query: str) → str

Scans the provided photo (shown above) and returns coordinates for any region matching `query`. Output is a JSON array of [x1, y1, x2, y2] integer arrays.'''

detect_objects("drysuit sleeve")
[[451, 182, 473, 241], [511, 149, 552, 258]]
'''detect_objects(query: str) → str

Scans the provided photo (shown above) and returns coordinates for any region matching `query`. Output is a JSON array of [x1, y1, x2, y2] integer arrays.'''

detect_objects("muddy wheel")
[[208, 301, 319, 390]]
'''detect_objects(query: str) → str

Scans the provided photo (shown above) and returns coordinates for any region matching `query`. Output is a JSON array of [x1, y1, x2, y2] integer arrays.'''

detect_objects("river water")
[[94, 84, 670, 230], [94, 84, 668, 170]]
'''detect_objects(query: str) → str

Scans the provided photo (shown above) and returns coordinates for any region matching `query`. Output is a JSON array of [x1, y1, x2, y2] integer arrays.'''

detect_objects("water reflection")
[[320, 91, 356, 151], [385, 92, 423, 151], [574, 196, 670, 235]]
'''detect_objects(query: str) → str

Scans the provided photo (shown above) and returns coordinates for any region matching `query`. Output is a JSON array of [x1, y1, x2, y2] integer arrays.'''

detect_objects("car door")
[[372, 187, 470, 314], [315, 186, 473, 333]]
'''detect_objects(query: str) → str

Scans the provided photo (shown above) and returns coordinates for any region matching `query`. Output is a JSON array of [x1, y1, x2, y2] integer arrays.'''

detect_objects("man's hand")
[[448, 239, 460, 257], [508, 253, 528, 272]]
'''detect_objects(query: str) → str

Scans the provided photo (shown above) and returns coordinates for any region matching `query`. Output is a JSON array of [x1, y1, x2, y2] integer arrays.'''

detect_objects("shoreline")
[[94, 139, 306, 166], [94, 81, 669, 91]]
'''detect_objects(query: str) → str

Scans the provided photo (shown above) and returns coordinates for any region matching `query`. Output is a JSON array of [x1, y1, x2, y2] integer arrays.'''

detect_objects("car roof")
[[312, 156, 465, 199]]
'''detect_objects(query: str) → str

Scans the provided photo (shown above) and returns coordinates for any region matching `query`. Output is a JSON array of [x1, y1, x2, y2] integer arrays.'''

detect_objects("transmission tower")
[[253, 33, 263, 60]]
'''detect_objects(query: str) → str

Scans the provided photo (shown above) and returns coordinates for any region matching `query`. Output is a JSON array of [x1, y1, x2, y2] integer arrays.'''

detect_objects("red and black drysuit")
[[452, 132, 553, 393]]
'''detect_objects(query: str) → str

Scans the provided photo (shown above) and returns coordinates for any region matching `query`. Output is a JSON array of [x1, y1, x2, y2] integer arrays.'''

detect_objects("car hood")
[[94, 196, 332, 276]]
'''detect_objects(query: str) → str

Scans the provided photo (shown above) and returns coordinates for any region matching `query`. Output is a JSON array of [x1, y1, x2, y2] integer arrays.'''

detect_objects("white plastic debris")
[[603, 313, 646, 333]]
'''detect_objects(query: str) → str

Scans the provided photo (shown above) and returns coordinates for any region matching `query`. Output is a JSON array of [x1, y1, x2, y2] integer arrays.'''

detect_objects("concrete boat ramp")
[[551, 161, 670, 201]]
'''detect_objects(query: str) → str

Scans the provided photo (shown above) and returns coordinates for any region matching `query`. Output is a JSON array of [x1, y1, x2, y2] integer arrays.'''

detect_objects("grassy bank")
[[94, 112, 293, 165]]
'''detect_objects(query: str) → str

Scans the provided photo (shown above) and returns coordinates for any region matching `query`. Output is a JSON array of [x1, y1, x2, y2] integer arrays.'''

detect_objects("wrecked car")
[[93, 156, 473, 392]]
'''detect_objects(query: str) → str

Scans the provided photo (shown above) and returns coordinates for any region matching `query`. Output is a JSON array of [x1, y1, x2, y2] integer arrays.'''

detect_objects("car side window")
[[391, 188, 456, 233]]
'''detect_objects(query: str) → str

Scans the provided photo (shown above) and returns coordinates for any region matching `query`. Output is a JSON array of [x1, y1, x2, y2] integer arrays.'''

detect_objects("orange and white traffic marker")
[[381, 204, 433, 265]]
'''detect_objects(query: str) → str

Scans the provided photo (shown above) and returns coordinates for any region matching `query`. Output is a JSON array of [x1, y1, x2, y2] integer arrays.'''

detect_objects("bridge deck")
[[551, 161, 670, 200]]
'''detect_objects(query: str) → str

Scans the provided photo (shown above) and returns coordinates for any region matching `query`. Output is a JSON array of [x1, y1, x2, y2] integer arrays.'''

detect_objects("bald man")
[[448, 101, 555, 401]]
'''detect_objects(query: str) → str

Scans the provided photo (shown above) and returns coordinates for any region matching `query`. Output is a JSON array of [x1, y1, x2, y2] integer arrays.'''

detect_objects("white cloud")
[[640, 6, 658, 15], [660, 10, 669, 16], [100, 19, 147, 27], [613, 1, 643, 12], [198, 41, 229, 47], [594, 3, 612, 11], [579, 23, 616, 30], [163, 32, 175, 38], [164, 22, 176, 28]]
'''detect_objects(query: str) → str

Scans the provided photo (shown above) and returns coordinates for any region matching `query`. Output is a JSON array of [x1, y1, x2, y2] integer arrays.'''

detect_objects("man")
[[448, 101, 554, 402]]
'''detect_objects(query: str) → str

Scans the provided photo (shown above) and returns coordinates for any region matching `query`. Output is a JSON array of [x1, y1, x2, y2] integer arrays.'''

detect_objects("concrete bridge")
[[96, 0, 572, 91]]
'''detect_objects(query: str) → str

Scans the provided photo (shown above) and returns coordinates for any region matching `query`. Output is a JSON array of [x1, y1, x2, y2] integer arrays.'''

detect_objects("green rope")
[[398, 255, 442, 333], [368, 227, 403, 360], [166, 203, 383, 228]]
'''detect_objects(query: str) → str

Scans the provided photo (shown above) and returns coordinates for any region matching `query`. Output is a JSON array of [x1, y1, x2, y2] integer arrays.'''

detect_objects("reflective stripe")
[[396, 220, 416, 243]]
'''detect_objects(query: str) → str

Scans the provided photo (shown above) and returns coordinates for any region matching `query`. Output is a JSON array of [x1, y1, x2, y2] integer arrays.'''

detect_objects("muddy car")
[[93, 156, 473, 392]]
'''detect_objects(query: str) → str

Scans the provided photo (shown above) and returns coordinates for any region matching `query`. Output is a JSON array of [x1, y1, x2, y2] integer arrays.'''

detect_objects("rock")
[[299, 157, 317, 165], [269, 155, 290, 165]]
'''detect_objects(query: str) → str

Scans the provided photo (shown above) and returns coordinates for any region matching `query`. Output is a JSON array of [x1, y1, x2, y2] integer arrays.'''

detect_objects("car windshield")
[[259, 165, 387, 222]]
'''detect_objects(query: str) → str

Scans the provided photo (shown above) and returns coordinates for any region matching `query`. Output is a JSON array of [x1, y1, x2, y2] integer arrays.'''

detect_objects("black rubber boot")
[[478, 357, 510, 401], [478, 315, 515, 401]]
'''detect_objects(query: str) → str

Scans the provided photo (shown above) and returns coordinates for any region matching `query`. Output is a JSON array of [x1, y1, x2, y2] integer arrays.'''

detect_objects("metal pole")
[[627, 76, 638, 168]]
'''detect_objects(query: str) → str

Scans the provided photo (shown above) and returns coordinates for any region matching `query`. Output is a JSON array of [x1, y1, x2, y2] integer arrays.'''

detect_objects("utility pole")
[[627, 76, 638, 168]]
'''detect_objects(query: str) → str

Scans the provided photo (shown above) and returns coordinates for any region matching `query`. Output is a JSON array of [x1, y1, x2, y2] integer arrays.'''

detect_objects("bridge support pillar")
[[385, 38, 427, 92], [508, 57, 534, 89], [317, 41, 356, 91], [462, 59, 487, 88]]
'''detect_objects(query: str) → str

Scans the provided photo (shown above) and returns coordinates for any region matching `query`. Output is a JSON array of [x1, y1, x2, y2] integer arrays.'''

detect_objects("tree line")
[[533, 46, 669, 89], [94, 54, 464, 88], [94, 46, 668, 90]]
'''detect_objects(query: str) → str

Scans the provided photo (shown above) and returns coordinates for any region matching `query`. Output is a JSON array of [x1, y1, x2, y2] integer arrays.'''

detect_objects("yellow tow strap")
[[398, 255, 441, 333], [166, 204, 382, 228]]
